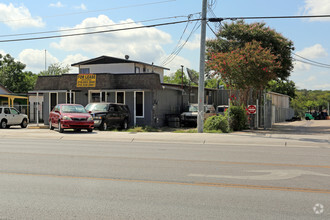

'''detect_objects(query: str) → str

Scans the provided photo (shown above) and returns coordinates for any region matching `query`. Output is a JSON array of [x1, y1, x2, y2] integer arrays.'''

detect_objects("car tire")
[[122, 119, 128, 130], [1, 120, 7, 129], [21, 119, 28, 128], [100, 121, 108, 131], [87, 128, 93, 132], [49, 121, 54, 130], [58, 121, 64, 133]]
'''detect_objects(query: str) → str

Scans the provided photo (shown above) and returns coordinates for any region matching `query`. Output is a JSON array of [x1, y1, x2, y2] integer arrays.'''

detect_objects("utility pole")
[[45, 49, 47, 71], [181, 65, 184, 89], [197, 0, 207, 133], [181, 65, 184, 113]]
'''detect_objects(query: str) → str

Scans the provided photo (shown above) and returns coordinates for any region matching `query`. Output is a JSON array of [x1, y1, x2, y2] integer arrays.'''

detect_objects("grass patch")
[[126, 126, 160, 132], [172, 128, 197, 133]]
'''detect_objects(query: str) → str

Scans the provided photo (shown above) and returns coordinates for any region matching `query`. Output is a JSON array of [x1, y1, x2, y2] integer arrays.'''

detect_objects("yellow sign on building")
[[77, 74, 96, 87]]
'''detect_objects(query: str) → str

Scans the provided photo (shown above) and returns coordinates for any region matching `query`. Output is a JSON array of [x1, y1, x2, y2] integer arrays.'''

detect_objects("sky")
[[0, 0, 330, 90]]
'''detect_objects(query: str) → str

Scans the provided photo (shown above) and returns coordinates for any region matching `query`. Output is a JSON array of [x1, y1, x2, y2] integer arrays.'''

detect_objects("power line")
[[209, 14, 330, 22], [162, 17, 201, 66], [0, 0, 177, 23], [293, 52, 330, 68], [294, 58, 330, 69], [0, 15, 197, 38], [207, 22, 217, 36], [161, 14, 200, 66], [0, 19, 201, 43]]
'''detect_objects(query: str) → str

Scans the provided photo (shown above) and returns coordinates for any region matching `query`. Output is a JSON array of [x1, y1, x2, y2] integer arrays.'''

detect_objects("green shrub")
[[204, 115, 229, 133], [228, 105, 248, 131]]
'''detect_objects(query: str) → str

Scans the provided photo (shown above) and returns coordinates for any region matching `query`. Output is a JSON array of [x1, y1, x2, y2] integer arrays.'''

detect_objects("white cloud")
[[184, 34, 200, 50], [49, 2, 65, 8], [0, 49, 6, 55], [306, 76, 316, 82], [302, 0, 330, 21], [0, 3, 44, 29], [62, 54, 90, 73], [294, 44, 328, 71], [18, 49, 59, 73], [313, 83, 330, 89], [74, 3, 87, 10], [51, 15, 172, 66], [161, 55, 192, 74]]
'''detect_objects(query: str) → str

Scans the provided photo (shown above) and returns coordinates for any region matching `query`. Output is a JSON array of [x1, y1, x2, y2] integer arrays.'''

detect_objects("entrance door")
[[50, 93, 58, 112]]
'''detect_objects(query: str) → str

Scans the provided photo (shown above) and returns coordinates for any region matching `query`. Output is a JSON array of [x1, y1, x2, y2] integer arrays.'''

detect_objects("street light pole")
[[197, 0, 207, 133]]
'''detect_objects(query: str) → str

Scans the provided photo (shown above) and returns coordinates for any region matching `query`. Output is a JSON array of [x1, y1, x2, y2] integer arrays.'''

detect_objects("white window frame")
[[66, 91, 76, 104], [134, 91, 144, 119], [115, 91, 125, 104], [88, 90, 107, 103]]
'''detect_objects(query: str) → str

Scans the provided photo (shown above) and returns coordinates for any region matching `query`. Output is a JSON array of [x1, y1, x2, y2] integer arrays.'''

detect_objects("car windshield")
[[85, 103, 109, 112], [188, 105, 198, 112], [61, 105, 87, 113]]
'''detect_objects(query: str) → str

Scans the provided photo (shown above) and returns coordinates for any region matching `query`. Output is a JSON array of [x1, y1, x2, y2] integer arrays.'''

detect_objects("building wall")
[[153, 88, 182, 126], [43, 93, 50, 124], [79, 63, 135, 74]]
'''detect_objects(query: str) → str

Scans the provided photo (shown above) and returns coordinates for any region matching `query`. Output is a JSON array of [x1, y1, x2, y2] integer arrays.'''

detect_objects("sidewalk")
[[23, 121, 330, 148], [28, 123, 48, 129]]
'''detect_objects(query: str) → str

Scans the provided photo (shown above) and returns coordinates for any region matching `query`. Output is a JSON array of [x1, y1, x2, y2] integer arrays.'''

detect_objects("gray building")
[[31, 55, 221, 127]]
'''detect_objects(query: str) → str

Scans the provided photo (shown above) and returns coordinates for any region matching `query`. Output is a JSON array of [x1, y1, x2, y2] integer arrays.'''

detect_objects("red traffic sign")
[[247, 105, 257, 114]]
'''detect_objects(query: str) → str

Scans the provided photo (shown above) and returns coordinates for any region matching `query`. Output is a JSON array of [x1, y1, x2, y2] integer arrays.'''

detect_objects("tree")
[[267, 80, 297, 99], [0, 53, 38, 93], [207, 40, 280, 105], [164, 68, 221, 89], [207, 20, 294, 80], [39, 63, 70, 76], [291, 90, 330, 117], [163, 68, 189, 85]]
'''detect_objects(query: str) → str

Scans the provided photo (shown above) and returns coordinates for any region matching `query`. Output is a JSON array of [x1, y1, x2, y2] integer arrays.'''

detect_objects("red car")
[[49, 104, 94, 133]]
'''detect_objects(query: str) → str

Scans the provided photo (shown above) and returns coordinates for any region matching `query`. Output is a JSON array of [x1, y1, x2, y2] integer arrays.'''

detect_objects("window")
[[4, 108, 10, 114], [54, 105, 60, 112], [10, 108, 19, 115], [80, 68, 90, 74], [90, 91, 106, 103], [135, 67, 140, 73], [66, 92, 75, 104], [0, 108, 2, 113], [135, 91, 144, 117], [116, 92, 125, 104]]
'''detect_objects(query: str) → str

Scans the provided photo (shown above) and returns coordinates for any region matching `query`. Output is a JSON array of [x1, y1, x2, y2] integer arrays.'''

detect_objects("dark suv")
[[85, 103, 131, 130]]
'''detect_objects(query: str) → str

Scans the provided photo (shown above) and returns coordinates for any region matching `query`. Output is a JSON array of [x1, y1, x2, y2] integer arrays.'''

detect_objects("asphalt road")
[[0, 121, 329, 219]]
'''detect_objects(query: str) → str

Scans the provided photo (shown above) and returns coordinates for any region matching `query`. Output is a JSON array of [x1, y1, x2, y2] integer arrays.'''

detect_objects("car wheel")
[[49, 121, 54, 130], [122, 119, 128, 130], [100, 121, 108, 131], [58, 121, 64, 133], [87, 128, 93, 132], [21, 119, 28, 128], [1, 120, 7, 129]]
